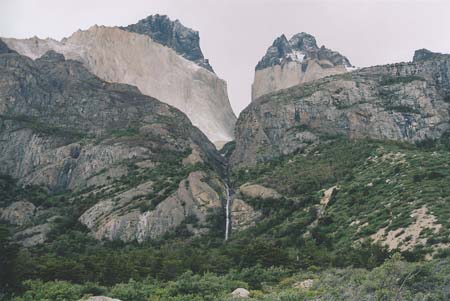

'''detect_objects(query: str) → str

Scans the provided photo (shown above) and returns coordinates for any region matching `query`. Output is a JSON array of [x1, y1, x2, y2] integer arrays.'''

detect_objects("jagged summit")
[[252, 32, 354, 100], [121, 14, 214, 72], [290, 32, 318, 52], [256, 32, 352, 70]]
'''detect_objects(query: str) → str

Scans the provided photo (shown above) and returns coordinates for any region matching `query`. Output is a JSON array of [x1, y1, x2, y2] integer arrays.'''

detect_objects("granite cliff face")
[[232, 50, 450, 166], [0, 40, 229, 243], [252, 33, 354, 100], [3, 16, 236, 145]]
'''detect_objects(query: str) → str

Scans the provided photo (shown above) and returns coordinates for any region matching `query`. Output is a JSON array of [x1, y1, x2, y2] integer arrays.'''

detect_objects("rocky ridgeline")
[[3, 15, 236, 145], [252, 32, 353, 100], [0, 39, 244, 244], [232, 49, 450, 166]]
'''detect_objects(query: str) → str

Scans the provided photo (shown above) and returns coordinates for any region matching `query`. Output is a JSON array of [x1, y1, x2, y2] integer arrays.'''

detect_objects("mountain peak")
[[121, 14, 214, 72], [255, 32, 351, 71], [289, 32, 318, 52]]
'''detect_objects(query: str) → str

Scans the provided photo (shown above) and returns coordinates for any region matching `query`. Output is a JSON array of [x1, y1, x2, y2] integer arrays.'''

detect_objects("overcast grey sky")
[[1, 0, 450, 115]]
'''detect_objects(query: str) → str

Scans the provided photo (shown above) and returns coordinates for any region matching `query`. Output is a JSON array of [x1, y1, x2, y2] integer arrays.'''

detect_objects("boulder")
[[294, 279, 314, 290], [231, 288, 250, 298]]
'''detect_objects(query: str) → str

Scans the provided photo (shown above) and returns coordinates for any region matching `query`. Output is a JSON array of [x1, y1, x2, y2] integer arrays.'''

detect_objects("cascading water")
[[224, 183, 231, 241]]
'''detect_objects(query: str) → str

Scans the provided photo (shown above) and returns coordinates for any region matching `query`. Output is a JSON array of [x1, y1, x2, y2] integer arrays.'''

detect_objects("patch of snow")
[[287, 50, 306, 62]]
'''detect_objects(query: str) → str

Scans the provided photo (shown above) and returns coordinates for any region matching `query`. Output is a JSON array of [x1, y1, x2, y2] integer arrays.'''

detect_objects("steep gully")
[[220, 148, 235, 241]]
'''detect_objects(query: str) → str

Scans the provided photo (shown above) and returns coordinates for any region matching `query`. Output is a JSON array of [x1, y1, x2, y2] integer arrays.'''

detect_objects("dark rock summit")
[[255, 32, 352, 70], [255, 34, 292, 70], [121, 14, 214, 72]]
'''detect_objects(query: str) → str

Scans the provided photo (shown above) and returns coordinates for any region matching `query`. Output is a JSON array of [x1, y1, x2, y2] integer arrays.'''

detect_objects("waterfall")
[[225, 183, 231, 241]]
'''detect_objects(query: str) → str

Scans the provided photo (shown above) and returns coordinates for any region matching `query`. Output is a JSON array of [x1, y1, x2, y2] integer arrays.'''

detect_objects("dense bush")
[[9, 256, 450, 301]]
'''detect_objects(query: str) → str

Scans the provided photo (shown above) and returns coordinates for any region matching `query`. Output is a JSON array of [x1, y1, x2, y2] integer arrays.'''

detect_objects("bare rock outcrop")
[[239, 183, 282, 200], [79, 171, 224, 241], [252, 33, 354, 100], [231, 288, 250, 298], [230, 198, 261, 232], [0, 201, 36, 226]]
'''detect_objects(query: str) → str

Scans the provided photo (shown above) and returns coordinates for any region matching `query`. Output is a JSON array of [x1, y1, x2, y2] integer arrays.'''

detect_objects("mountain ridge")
[[2, 16, 236, 145], [235, 49, 450, 166]]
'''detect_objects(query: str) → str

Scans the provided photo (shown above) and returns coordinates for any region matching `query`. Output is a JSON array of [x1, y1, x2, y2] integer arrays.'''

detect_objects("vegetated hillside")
[[231, 138, 450, 260], [2, 138, 449, 301]]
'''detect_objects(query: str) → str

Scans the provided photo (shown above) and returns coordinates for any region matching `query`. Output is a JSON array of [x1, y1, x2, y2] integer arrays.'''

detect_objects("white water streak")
[[225, 183, 231, 241]]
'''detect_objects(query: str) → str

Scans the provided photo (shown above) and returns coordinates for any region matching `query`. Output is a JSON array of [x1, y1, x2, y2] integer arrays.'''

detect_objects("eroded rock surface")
[[79, 171, 223, 241], [239, 183, 282, 200]]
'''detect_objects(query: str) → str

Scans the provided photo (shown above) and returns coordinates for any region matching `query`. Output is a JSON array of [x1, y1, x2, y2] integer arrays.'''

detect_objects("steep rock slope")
[[0, 40, 228, 243], [233, 50, 450, 166], [3, 15, 236, 145], [252, 33, 354, 100]]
